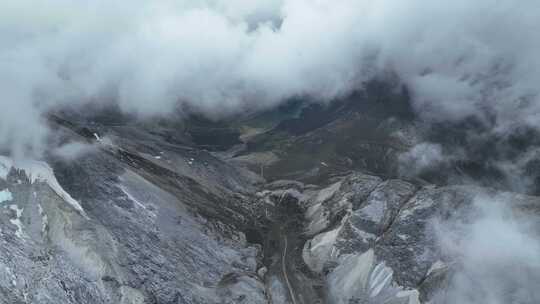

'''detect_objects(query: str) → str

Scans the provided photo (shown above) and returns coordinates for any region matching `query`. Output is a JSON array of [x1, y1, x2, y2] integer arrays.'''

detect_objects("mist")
[[2, 0, 540, 157], [432, 195, 540, 303]]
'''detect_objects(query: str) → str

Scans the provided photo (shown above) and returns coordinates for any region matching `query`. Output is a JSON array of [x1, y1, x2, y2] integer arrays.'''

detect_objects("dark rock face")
[[238, 82, 415, 184]]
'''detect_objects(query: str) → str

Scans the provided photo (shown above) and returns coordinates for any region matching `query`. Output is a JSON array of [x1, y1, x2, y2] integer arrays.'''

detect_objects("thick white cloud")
[[433, 196, 540, 303], [1, 0, 540, 156]]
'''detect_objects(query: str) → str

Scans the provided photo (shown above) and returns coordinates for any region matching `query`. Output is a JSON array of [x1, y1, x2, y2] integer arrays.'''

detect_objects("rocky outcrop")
[[296, 173, 540, 304], [0, 134, 267, 304]]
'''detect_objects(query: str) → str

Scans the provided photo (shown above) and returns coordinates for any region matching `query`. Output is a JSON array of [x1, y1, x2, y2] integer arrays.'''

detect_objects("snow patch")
[[0, 156, 87, 218], [305, 201, 329, 235], [9, 204, 25, 239], [305, 201, 323, 219], [400, 195, 434, 219], [316, 182, 341, 203], [0, 189, 13, 203], [119, 184, 158, 219], [396, 290, 421, 304], [398, 234, 410, 241], [304, 227, 341, 272], [427, 260, 446, 276], [120, 186, 147, 210], [369, 262, 393, 297], [311, 228, 340, 252], [38, 203, 48, 234], [357, 198, 386, 223], [329, 249, 375, 303], [328, 248, 421, 304]]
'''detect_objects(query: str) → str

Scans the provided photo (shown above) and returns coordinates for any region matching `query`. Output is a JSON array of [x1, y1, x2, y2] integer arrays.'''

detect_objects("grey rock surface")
[[300, 172, 540, 304], [0, 126, 267, 304]]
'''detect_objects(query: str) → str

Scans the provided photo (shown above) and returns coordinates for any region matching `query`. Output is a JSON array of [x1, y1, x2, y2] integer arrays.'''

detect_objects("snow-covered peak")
[[0, 156, 87, 219]]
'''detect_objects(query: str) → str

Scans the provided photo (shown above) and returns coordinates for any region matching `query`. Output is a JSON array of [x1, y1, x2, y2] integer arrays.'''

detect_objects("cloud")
[[1, 0, 540, 157], [398, 142, 452, 177], [52, 141, 97, 161], [432, 195, 540, 303]]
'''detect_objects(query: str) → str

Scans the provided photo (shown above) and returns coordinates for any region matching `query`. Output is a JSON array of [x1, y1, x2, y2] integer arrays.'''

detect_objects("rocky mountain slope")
[[0, 124, 267, 303], [1, 92, 539, 303]]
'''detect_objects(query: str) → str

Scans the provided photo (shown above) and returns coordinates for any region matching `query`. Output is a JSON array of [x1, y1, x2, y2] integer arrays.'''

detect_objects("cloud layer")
[[433, 196, 540, 303], [2, 0, 540, 156]]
